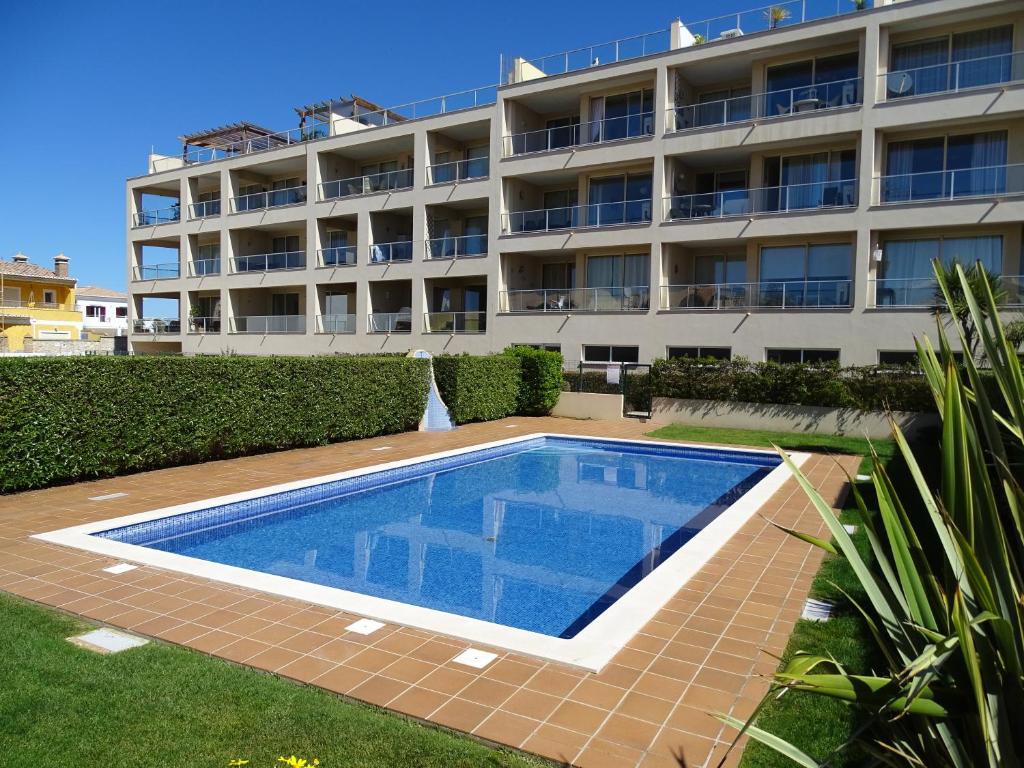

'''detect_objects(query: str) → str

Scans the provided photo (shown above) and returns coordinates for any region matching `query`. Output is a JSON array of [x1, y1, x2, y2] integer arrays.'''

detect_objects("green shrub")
[[562, 371, 621, 394], [433, 355, 521, 424], [0, 356, 430, 493], [503, 346, 563, 415]]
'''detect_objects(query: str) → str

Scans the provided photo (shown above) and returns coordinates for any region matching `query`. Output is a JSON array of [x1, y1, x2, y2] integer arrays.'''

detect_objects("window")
[[877, 234, 1003, 306], [766, 348, 840, 364], [586, 254, 650, 288], [545, 115, 581, 150], [693, 86, 752, 127], [515, 343, 561, 353], [542, 262, 576, 290], [589, 89, 654, 141], [464, 145, 489, 178], [115, 307, 127, 318], [667, 346, 731, 360], [43, 290, 56, 305], [878, 351, 918, 366], [587, 173, 652, 225], [765, 52, 860, 115], [2, 286, 20, 304], [270, 293, 299, 316], [883, 131, 1007, 201], [762, 149, 857, 210], [431, 151, 453, 183], [693, 253, 747, 285], [889, 26, 1013, 98], [758, 243, 853, 307], [85, 305, 106, 319], [583, 345, 640, 364]]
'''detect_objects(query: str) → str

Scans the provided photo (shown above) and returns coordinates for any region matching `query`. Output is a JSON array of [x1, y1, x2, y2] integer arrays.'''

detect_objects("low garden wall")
[[551, 391, 624, 420]]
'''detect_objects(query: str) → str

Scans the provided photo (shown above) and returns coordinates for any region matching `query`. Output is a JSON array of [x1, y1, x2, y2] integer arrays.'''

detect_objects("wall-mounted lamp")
[[872, 245, 884, 263]]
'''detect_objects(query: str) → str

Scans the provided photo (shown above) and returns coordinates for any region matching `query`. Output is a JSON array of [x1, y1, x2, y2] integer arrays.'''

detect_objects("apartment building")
[[126, 0, 1024, 366]]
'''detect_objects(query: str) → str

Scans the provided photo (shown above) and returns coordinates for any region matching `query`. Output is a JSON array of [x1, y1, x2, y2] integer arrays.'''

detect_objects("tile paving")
[[0, 417, 857, 767]]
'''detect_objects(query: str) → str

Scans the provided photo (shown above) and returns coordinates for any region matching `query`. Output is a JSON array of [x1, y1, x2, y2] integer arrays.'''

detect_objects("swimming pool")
[[36, 434, 806, 670]]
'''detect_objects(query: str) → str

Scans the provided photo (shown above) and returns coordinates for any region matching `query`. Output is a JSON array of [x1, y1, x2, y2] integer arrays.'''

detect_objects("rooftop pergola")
[[293, 94, 407, 129], [178, 121, 284, 156]]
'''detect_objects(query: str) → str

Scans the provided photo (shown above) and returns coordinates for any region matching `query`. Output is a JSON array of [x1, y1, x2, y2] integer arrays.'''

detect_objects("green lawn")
[[0, 593, 544, 768], [648, 424, 899, 767]]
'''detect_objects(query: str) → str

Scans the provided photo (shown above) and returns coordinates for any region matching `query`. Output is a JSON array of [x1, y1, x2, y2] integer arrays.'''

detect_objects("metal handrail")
[[133, 206, 180, 227], [871, 275, 1024, 308], [317, 246, 357, 267], [508, 29, 670, 79], [668, 77, 862, 132], [427, 157, 490, 185], [185, 124, 328, 164], [500, 286, 651, 312], [880, 51, 1024, 101], [316, 313, 357, 333], [230, 315, 306, 334], [368, 311, 413, 333], [425, 234, 488, 260], [424, 311, 488, 333], [368, 241, 413, 263], [230, 185, 307, 212], [504, 112, 654, 156], [660, 279, 853, 309], [133, 263, 180, 281], [331, 84, 499, 130], [188, 200, 221, 218], [319, 168, 414, 200], [684, 0, 853, 43], [132, 317, 181, 334], [188, 316, 221, 333], [231, 251, 306, 273], [664, 179, 858, 220], [875, 163, 1024, 204], [188, 258, 221, 277], [503, 199, 652, 233]]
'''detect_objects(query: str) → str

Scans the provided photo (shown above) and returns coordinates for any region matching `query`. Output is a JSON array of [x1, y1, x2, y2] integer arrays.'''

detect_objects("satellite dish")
[[888, 71, 913, 96]]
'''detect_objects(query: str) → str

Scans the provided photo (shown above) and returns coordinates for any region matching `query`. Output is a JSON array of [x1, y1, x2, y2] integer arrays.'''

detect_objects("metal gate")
[[621, 363, 652, 419]]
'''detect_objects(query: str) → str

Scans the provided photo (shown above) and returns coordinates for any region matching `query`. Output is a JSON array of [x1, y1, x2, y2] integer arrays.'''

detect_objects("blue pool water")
[[96, 437, 778, 638]]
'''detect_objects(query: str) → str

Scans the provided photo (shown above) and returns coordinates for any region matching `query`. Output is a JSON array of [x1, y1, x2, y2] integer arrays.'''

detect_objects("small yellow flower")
[[228, 761, 250, 767]]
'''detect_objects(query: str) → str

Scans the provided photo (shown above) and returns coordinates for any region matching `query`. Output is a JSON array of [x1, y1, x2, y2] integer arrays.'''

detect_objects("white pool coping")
[[33, 433, 809, 673]]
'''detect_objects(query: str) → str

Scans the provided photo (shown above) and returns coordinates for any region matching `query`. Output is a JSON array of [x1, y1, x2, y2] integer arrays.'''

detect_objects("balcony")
[[188, 258, 220, 277], [319, 169, 413, 201], [368, 311, 412, 333], [660, 280, 852, 310], [133, 263, 180, 281], [133, 206, 180, 227], [876, 164, 1024, 204], [424, 311, 487, 333], [426, 234, 487, 260], [316, 314, 357, 334], [668, 77, 862, 132], [230, 315, 306, 334], [501, 286, 650, 313], [230, 185, 307, 213], [503, 200, 652, 234], [427, 157, 489, 185], [369, 241, 413, 263], [0, 299, 63, 312], [132, 317, 181, 334], [231, 251, 306, 273], [872, 275, 1024, 308], [503, 112, 654, 157], [188, 316, 221, 334], [189, 200, 221, 219], [318, 246, 357, 267], [880, 51, 1024, 101], [664, 179, 857, 221]]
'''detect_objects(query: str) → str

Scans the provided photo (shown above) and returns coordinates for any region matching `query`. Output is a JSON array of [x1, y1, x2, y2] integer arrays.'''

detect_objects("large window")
[[583, 345, 640, 364], [889, 26, 1013, 98], [764, 52, 860, 115], [85, 305, 106, 319], [758, 243, 853, 307], [876, 234, 1003, 306], [667, 346, 731, 360], [883, 131, 1007, 201], [589, 89, 654, 142], [587, 173, 652, 226], [762, 149, 857, 210], [766, 348, 840, 364], [585, 253, 650, 310]]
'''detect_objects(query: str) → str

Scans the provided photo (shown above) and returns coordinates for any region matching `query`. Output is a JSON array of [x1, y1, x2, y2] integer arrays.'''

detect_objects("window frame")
[[582, 344, 640, 364], [765, 348, 841, 364]]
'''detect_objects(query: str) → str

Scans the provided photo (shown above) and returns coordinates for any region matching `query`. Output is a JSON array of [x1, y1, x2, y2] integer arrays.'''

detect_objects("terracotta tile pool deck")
[[0, 418, 858, 767]]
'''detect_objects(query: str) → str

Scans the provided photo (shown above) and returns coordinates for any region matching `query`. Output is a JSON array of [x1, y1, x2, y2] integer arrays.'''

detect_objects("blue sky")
[[0, 0, 759, 290]]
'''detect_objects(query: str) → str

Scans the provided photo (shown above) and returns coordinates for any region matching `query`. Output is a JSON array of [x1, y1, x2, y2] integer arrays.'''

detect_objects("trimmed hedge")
[[503, 346, 563, 415], [0, 356, 430, 493], [433, 355, 521, 424]]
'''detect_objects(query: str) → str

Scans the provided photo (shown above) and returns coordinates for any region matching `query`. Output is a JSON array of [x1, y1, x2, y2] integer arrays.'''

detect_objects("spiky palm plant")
[[933, 260, 1007, 360], [765, 5, 792, 29], [719, 260, 1024, 767]]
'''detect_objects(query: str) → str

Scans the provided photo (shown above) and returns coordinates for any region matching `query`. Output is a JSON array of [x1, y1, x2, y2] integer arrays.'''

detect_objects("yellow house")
[[0, 253, 84, 352]]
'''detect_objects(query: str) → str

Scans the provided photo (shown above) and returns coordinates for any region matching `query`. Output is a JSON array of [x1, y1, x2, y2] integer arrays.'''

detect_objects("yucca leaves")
[[720, 261, 1024, 768]]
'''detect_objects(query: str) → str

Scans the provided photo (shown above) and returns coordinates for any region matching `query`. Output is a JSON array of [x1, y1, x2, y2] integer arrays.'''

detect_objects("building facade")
[[76, 286, 129, 337], [0, 254, 83, 352], [126, 0, 1024, 366]]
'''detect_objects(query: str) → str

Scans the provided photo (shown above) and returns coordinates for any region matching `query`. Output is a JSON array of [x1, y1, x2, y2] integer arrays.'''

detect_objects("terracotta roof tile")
[[0, 259, 75, 284], [76, 285, 127, 300]]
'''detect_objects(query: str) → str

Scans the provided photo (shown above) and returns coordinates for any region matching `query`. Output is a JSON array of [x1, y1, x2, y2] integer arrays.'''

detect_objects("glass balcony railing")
[[316, 314, 357, 334], [877, 164, 1024, 204], [188, 200, 221, 219], [368, 241, 413, 263], [368, 311, 413, 333], [231, 185, 307, 212], [426, 234, 488, 260], [319, 169, 413, 201], [231, 251, 306, 273], [503, 199, 652, 233], [504, 112, 654, 156], [669, 77, 862, 132], [317, 246, 357, 267], [424, 311, 487, 333], [188, 316, 221, 333], [188, 259, 220, 277], [0, 299, 63, 311], [133, 207, 180, 227], [501, 286, 650, 312], [230, 315, 306, 334], [133, 263, 180, 281], [881, 51, 1024, 101], [664, 179, 857, 220], [661, 280, 852, 309], [428, 157, 489, 184], [872, 275, 1024, 308], [132, 317, 181, 334]]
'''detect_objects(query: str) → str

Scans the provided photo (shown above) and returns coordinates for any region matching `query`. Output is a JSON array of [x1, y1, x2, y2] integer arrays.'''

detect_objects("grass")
[[648, 423, 902, 767], [0, 593, 544, 768]]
